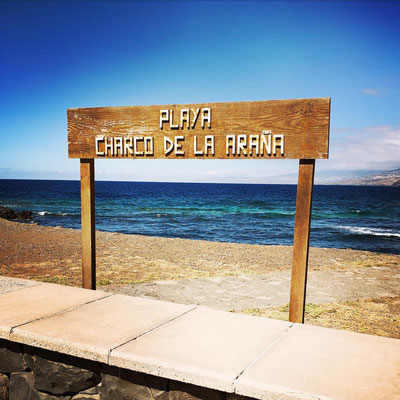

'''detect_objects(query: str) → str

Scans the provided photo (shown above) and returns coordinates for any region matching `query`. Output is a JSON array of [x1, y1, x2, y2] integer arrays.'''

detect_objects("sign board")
[[67, 97, 331, 325], [68, 98, 330, 160]]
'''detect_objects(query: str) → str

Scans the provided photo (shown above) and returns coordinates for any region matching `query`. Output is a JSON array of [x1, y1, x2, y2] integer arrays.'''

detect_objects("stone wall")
[[0, 339, 252, 400]]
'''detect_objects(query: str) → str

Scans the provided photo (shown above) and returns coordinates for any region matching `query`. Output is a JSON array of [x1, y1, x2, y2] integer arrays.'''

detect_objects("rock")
[[0, 373, 8, 400], [80, 385, 99, 395], [71, 394, 99, 400], [19, 210, 32, 220], [0, 207, 33, 221], [0, 343, 27, 373], [26, 355, 100, 396], [9, 372, 40, 400], [39, 393, 71, 400], [0, 207, 17, 220], [393, 179, 400, 187], [169, 380, 225, 400], [226, 395, 254, 400], [100, 370, 168, 400]]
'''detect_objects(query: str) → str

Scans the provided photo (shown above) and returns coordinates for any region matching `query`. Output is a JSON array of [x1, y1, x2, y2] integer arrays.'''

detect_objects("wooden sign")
[[68, 97, 331, 326], [68, 98, 330, 160]]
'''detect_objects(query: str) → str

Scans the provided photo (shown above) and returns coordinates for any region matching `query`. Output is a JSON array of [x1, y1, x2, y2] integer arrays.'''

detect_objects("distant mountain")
[[331, 168, 400, 186], [272, 167, 400, 186]]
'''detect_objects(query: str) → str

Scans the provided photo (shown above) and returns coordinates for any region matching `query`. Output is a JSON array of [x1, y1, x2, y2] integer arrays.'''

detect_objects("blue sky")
[[1, 0, 399, 183]]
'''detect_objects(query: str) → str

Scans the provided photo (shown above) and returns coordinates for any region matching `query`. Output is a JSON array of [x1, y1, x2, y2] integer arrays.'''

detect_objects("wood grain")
[[289, 159, 315, 323], [80, 159, 96, 290], [68, 98, 330, 160]]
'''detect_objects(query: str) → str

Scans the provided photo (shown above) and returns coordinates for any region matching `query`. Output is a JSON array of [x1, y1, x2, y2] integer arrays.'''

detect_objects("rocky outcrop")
[[0, 207, 32, 220]]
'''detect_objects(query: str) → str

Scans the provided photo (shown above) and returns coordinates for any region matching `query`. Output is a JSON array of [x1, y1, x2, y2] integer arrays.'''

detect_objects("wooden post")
[[289, 159, 315, 323], [80, 159, 96, 290]]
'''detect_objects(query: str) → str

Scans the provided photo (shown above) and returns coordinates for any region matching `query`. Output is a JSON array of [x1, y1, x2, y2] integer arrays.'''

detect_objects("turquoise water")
[[0, 179, 399, 254]]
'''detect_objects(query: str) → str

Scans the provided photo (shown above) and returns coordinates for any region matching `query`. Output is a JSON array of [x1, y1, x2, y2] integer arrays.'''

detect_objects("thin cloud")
[[325, 125, 400, 171], [361, 88, 382, 96]]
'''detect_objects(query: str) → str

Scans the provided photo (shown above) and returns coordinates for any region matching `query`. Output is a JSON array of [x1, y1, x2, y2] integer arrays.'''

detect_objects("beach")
[[1, 218, 399, 338], [2, 217, 399, 285]]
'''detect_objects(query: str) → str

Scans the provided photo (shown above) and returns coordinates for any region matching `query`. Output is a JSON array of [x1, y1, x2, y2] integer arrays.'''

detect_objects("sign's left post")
[[80, 159, 96, 290]]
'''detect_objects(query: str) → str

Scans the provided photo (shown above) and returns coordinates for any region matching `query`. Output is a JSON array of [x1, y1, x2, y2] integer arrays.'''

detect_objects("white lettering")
[[180, 109, 189, 129], [204, 135, 214, 156], [144, 137, 154, 155], [273, 134, 284, 156], [191, 108, 200, 129], [169, 110, 179, 129], [114, 137, 123, 156], [124, 137, 134, 156], [201, 108, 211, 129], [261, 131, 272, 155], [134, 136, 144, 156], [237, 134, 247, 156], [95, 136, 104, 156], [105, 137, 114, 156], [194, 136, 203, 155], [175, 136, 185, 156], [160, 110, 169, 129], [249, 135, 259, 156], [226, 135, 235, 156], [164, 136, 174, 155]]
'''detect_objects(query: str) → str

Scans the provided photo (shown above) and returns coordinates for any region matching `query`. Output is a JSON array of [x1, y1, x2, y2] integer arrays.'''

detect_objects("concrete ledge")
[[235, 323, 400, 400], [11, 294, 193, 363], [109, 306, 291, 392], [0, 282, 109, 340], [1, 278, 399, 400]]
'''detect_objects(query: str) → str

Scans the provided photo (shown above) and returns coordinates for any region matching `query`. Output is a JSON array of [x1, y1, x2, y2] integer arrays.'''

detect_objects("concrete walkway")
[[0, 276, 399, 400], [104, 264, 400, 310]]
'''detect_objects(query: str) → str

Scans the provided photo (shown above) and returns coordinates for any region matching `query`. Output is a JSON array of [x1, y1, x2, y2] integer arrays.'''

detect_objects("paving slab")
[[235, 323, 400, 400], [0, 283, 109, 339], [109, 306, 292, 393], [12, 295, 194, 363], [0, 276, 39, 294]]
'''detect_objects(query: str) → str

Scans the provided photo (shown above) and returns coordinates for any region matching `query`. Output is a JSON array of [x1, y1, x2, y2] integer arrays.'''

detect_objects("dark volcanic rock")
[[70, 394, 99, 400], [0, 342, 27, 373], [39, 392, 71, 400], [9, 372, 40, 400], [101, 370, 168, 400], [169, 380, 225, 400], [19, 210, 33, 219], [27, 355, 100, 395], [0, 206, 17, 220], [0, 206, 33, 220], [0, 373, 8, 400]]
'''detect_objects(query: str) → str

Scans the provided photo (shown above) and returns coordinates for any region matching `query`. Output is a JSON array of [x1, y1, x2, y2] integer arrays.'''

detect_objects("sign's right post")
[[289, 159, 316, 323]]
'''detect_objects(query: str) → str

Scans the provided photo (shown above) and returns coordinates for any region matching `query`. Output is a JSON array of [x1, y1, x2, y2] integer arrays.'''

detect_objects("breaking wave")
[[336, 225, 400, 238]]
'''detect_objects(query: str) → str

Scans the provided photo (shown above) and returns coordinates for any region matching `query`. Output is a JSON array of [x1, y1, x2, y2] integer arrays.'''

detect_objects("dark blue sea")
[[0, 179, 399, 254]]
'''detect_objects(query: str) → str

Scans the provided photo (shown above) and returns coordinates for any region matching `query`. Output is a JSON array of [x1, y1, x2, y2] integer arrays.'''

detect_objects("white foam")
[[337, 225, 400, 238], [37, 211, 49, 216], [37, 211, 70, 216]]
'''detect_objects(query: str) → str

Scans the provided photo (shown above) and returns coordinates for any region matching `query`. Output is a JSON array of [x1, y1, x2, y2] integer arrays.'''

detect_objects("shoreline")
[[1, 217, 399, 286], [5, 215, 400, 256]]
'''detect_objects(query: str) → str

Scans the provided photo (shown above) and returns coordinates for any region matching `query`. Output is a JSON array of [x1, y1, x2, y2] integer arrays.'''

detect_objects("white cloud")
[[361, 88, 382, 96], [322, 125, 400, 171]]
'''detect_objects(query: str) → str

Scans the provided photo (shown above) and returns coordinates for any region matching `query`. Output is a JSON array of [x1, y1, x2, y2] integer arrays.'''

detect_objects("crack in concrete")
[[106, 305, 198, 364], [232, 323, 294, 393], [9, 293, 114, 339]]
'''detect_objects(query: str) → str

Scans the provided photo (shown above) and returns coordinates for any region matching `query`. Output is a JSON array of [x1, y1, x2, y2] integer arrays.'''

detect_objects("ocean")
[[0, 179, 399, 254]]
